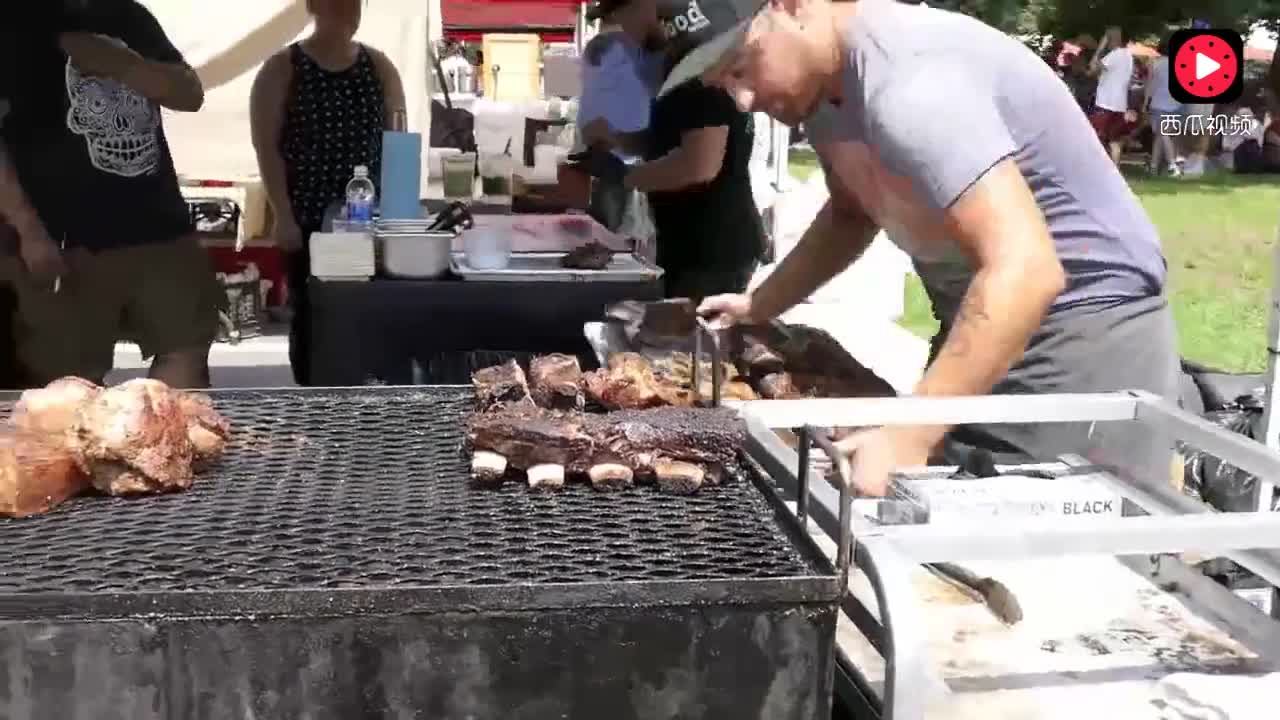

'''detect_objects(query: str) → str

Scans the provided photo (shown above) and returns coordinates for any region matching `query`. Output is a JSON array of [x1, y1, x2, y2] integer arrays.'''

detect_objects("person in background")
[[586, 0, 764, 300], [0, 0, 223, 388], [1089, 26, 1136, 164], [250, 0, 406, 386], [1144, 35, 1182, 176], [1062, 51, 1094, 112], [683, 0, 1174, 496], [576, 0, 665, 232]]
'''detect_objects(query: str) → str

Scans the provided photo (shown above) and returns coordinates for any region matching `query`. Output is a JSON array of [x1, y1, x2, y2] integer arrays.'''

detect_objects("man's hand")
[[830, 426, 938, 497], [59, 33, 141, 80], [16, 220, 67, 287], [270, 216, 304, 253], [697, 293, 756, 329]]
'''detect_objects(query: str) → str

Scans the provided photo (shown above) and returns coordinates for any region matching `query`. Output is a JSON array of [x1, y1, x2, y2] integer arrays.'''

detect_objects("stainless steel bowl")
[[375, 229, 455, 279]]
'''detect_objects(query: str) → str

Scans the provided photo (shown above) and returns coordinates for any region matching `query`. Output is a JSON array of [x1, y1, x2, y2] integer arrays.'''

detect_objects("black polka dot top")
[[281, 43, 386, 233]]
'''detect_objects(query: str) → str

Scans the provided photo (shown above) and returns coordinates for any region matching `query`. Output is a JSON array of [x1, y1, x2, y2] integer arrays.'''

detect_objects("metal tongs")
[[426, 201, 474, 233], [690, 315, 723, 407]]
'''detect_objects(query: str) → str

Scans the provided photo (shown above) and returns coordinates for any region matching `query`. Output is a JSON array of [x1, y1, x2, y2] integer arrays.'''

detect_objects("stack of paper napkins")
[[309, 232, 375, 280]]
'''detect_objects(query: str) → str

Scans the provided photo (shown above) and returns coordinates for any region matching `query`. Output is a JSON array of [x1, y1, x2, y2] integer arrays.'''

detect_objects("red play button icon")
[[1169, 29, 1243, 103]]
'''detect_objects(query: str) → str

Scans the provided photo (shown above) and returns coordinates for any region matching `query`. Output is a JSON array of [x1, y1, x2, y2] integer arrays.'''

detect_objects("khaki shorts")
[[1, 236, 226, 385]]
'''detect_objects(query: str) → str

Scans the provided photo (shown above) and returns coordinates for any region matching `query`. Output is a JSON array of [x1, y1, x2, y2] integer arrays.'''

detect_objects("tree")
[[937, 0, 1280, 41]]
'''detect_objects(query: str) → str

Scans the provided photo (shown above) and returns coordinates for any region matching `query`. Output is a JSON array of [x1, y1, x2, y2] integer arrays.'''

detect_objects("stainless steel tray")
[[451, 252, 663, 283]]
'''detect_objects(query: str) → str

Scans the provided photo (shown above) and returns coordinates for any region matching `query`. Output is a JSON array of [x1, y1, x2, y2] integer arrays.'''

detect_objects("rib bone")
[[588, 463, 634, 492], [471, 450, 508, 485], [527, 463, 566, 491], [655, 459, 704, 495]]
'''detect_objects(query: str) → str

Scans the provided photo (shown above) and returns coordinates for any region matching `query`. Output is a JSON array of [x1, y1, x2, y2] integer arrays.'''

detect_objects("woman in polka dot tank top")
[[250, 0, 406, 386]]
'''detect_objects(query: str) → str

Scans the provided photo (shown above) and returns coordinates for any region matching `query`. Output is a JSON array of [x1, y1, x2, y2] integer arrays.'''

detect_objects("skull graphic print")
[[64, 45, 160, 178]]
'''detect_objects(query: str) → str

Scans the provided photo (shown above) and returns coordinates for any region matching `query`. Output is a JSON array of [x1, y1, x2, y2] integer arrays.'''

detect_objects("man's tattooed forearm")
[[940, 289, 992, 360]]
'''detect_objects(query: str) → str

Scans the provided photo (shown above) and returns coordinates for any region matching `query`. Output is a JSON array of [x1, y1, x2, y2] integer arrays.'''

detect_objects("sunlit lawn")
[[789, 149, 1280, 372]]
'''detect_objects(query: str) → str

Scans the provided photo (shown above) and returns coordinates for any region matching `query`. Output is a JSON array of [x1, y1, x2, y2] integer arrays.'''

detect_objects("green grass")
[[789, 149, 1280, 372]]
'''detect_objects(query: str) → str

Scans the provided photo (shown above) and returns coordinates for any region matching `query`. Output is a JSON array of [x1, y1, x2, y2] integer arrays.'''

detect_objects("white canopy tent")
[[141, 0, 439, 183]]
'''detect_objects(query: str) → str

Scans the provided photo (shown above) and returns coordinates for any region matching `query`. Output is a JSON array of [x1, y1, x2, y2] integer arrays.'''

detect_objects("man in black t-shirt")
[[0, 1, 224, 388], [631, 72, 762, 299], [577, 0, 763, 300]]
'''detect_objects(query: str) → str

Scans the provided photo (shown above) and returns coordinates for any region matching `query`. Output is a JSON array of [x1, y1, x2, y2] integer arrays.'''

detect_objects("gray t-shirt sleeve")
[[867, 65, 1017, 210]]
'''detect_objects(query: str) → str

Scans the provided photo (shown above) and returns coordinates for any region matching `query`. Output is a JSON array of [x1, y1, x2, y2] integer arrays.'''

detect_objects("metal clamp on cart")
[[735, 391, 1280, 719]]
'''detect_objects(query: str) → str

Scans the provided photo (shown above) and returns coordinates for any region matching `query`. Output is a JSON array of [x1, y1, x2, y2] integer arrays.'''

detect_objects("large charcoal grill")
[[0, 387, 840, 720]]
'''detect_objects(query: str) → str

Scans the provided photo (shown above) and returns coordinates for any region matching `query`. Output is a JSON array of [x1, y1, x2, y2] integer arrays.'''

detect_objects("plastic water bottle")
[[343, 165, 376, 229]]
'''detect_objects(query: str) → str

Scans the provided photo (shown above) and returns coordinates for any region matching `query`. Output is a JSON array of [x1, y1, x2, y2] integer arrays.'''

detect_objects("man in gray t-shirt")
[[659, 0, 1178, 495]]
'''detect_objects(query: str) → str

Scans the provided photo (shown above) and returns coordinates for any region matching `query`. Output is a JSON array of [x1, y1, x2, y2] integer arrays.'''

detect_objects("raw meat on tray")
[[561, 240, 612, 270]]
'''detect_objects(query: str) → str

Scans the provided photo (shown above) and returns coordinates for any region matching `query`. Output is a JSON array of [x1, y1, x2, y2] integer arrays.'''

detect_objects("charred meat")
[[740, 343, 785, 377], [471, 359, 532, 410], [758, 372, 804, 399], [529, 353, 584, 410], [561, 240, 613, 270], [582, 352, 679, 410], [467, 404, 745, 494]]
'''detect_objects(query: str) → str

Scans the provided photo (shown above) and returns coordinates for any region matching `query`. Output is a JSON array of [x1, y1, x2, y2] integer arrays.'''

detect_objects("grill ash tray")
[[0, 387, 836, 621]]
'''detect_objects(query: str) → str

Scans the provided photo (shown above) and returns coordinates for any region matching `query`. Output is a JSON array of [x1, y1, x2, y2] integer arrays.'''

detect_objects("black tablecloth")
[[308, 277, 661, 385]]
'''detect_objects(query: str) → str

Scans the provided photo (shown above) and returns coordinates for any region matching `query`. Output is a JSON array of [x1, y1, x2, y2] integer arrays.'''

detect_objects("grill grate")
[[0, 387, 825, 616]]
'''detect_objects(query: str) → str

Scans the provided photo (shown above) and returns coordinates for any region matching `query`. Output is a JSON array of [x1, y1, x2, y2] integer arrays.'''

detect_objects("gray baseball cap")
[[657, 0, 765, 97]]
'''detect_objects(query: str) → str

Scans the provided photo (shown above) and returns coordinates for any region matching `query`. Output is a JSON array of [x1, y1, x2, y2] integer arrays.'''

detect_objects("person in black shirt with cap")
[[574, 0, 765, 300]]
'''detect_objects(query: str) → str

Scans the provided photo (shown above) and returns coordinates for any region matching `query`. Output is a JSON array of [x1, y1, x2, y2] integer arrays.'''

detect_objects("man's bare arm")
[[60, 33, 204, 112], [911, 159, 1066, 441], [748, 197, 878, 322]]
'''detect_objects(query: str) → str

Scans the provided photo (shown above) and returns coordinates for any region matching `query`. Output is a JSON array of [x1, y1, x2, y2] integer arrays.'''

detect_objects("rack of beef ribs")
[[467, 404, 745, 494]]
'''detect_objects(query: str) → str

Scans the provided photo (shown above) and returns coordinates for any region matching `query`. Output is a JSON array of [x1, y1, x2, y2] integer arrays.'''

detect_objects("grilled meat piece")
[[759, 372, 804, 399], [73, 379, 195, 496], [11, 377, 102, 442], [176, 392, 232, 465], [467, 405, 746, 493], [598, 407, 744, 472], [561, 240, 612, 270], [650, 353, 739, 389], [740, 343, 785, 376], [529, 353, 584, 410], [0, 430, 89, 517], [472, 359, 532, 410], [582, 352, 673, 410], [468, 405, 596, 473]]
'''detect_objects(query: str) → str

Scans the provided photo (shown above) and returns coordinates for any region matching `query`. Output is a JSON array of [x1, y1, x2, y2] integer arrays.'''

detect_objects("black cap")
[[656, 0, 764, 97]]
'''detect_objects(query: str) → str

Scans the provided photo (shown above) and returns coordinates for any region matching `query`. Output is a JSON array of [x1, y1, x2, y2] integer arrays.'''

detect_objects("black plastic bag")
[[1178, 393, 1270, 512]]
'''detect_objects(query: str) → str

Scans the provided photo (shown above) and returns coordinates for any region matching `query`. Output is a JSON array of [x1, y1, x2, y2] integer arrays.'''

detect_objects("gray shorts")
[[934, 294, 1180, 477]]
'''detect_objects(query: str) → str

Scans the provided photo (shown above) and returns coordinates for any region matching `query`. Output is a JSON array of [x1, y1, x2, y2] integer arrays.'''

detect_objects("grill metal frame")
[[0, 386, 840, 622]]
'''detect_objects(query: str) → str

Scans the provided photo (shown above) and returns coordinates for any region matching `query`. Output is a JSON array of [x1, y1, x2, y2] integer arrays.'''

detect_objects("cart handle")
[[798, 425, 855, 589]]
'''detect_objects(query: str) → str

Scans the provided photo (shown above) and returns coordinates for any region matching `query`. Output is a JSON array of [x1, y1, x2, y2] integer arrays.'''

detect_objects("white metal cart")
[[737, 392, 1280, 719]]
